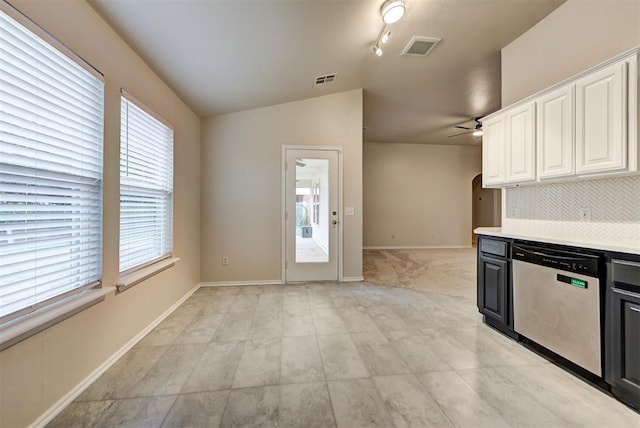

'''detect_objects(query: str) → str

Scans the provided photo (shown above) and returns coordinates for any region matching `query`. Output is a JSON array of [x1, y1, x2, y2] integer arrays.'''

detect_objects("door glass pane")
[[295, 158, 329, 263]]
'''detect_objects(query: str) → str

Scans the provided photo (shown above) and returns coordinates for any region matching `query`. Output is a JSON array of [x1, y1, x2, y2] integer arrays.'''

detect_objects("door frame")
[[281, 145, 344, 283]]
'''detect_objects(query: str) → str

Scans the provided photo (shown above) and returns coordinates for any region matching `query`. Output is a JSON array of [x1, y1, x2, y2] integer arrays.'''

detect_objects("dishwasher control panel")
[[512, 243, 601, 277]]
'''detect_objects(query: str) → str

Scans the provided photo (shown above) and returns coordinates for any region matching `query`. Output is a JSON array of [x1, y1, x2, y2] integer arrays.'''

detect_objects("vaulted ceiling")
[[88, 0, 565, 145]]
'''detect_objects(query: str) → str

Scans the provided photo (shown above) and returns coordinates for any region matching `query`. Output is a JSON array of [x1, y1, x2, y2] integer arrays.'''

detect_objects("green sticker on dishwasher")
[[557, 274, 588, 289], [570, 278, 587, 288]]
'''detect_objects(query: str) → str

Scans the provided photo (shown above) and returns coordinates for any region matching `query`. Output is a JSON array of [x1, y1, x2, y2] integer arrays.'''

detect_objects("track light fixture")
[[372, 1, 405, 56]]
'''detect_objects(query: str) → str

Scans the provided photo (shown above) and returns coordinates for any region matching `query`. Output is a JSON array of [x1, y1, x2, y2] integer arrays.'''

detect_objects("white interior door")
[[284, 148, 339, 282]]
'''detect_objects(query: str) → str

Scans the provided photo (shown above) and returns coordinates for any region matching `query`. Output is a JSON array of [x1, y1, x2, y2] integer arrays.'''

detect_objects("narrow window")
[[119, 93, 173, 273]]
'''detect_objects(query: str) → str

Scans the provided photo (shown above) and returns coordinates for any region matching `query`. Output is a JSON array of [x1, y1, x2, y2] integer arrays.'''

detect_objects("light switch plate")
[[345, 207, 355, 216]]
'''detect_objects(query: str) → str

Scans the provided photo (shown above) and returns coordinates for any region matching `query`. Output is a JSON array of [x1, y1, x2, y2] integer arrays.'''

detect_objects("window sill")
[[116, 257, 180, 293], [0, 287, 116, 351]]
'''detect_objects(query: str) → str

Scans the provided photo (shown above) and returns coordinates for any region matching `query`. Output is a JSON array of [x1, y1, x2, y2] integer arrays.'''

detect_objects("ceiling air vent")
[[314, 73, 337, 87], [401, 36, 441, 57]]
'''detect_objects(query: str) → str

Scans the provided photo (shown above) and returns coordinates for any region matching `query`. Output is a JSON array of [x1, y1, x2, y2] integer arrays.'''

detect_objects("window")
[[119, 93, 173, 273], [312, 180, 320, 225], [0, 8, 104, 321]]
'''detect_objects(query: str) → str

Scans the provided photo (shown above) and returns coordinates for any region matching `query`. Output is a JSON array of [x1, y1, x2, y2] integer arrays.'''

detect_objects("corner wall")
[[0, 2, 201, 427], [200, 89, 363, 282], [363, 142, 482, 248]]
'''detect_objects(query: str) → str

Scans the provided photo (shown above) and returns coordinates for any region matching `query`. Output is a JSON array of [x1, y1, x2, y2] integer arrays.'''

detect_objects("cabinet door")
[[537, 85, 575, 179], [478, 254, 508, 325], [622, 301, 640, 398], [576, 60, 627, 174], [482, 115, 506, 187], [505, 102, 536, 183]]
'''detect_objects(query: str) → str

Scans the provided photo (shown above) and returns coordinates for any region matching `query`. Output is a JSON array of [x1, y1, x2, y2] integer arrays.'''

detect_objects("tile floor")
[[48, 282, 640, 428]]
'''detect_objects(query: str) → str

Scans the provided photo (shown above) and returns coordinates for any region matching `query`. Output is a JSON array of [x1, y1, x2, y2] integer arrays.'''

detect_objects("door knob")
[[332, 220, 338, 225]]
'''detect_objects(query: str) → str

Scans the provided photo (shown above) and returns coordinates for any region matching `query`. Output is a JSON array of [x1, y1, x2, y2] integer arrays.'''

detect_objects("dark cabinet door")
[[478, 255, 509, 325], [606, 257, 640, 410], [620, 300, 640, 403]]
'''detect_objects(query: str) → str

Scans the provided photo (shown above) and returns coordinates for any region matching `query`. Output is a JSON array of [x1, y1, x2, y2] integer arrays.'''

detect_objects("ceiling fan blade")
[[454, 125, 474, 130], [448, 131, 473, 138]]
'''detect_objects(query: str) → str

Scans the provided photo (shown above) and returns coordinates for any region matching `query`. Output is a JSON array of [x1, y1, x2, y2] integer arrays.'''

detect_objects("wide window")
[[0, 9, 104, 321], [119, 93, 173, 273]]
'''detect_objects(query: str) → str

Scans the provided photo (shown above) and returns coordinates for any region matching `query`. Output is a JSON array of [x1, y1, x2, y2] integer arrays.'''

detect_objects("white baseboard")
[[363, 245, 472, 250], [199, 280, 284, 287], [31, 283, 201, 428], [200, 278, 366, 286]]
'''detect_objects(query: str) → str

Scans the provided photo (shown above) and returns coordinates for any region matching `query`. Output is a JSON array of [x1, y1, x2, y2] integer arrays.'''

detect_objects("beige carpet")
[[363, 248, 477, 299]]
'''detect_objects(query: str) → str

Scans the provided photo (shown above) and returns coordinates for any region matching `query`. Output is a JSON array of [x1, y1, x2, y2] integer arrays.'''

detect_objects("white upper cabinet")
[[505, 102, 536, 183], [575, 59, 627, 174], [482, 114, 506, 187], [536, 85, 575, 179], [480, 48, 639, 188]]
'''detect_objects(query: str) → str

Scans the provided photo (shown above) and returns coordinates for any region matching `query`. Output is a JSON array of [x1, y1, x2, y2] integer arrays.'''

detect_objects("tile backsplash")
[[504, 175, 640, 241]]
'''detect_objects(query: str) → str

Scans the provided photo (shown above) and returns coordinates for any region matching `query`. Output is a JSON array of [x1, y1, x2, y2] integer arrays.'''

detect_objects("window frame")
[[0, 1, 112, 348], [118, 90, 175, 289]]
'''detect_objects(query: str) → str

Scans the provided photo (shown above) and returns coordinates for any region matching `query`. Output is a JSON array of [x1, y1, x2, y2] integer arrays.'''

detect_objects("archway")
[[471, 174, 501, 245]]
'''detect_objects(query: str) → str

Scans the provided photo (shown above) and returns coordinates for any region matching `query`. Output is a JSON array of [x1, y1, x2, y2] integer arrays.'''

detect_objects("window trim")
[[116, 257, 180, 293], [0, 286, 116, 351], [120, 89, 173, 130]]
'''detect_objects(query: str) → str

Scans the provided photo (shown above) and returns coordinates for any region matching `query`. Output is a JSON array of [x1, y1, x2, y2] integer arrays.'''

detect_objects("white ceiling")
[[88, 0, 565, 145]]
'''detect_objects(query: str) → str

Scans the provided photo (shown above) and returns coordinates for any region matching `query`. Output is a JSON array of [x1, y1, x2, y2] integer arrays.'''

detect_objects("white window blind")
[[0, 9, 104, 322], [120, 94, 173, 272]]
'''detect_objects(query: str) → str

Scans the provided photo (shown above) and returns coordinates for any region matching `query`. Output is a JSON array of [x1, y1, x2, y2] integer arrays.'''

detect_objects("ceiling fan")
[[448, 117, 483, 138]]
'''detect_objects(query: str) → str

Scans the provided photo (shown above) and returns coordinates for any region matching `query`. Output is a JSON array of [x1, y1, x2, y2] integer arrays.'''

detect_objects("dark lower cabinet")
[[478, 255, 508, 325], [606, 257, 640, 411], [477, 236, 514, 337]]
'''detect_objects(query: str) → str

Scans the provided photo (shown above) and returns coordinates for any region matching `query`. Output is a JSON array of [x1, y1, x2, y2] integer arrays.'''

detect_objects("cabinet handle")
[[631, 306, 640, 314], [612, 288, 640, 299]]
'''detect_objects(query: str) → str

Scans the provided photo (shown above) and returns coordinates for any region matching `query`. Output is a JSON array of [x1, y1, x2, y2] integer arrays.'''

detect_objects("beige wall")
[[363, 142, 482, 248], [0, 1, 201, 427], [201, 89, 363, 282], [502, 0, 640, 106]]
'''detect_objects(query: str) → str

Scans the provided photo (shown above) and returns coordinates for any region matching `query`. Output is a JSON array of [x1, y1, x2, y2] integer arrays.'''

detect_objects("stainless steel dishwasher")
[[512, 243, 603, 376]]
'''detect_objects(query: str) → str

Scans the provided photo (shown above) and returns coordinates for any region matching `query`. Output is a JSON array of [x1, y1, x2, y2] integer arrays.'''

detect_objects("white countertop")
[[474, 227, 640, 256]]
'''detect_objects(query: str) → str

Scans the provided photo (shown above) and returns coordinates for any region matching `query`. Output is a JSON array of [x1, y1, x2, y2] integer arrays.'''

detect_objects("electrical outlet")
[[345, 207, 355, 216], [579, 207, 591, 222], [222, 256, 229, 265], [391, 233, 395, 239], [510, 207, 518, 218]]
